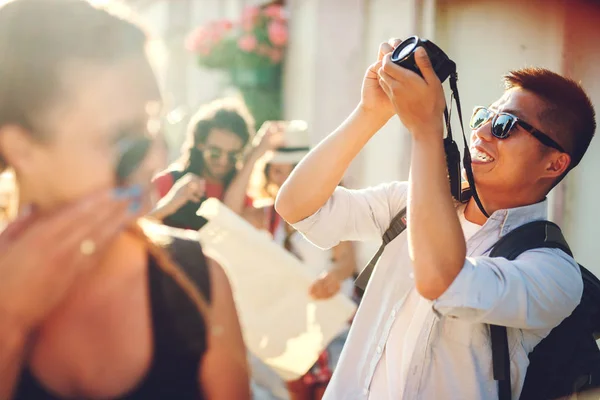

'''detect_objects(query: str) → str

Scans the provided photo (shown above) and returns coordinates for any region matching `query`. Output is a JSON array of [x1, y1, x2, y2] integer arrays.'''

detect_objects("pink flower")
[[242, 6, 259, 31], [185, 27, 208, 52], [208, 27, 223, 43], [238, 34, 258, 52], [267, 21, 288, 46], [264, 5, 284, 19], [242, 6, 260, 21], [214, 19, 233, 33]]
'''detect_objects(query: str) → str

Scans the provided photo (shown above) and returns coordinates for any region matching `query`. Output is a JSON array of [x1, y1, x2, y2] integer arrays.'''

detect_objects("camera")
[[391, 36, 462, 201], [390, 36, 456, 84]]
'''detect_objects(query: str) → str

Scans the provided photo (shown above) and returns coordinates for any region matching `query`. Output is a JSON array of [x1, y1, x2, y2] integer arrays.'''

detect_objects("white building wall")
[[560, 1, 600, 267], [284, 0, 600, 268], [436, 0, 600, 267], [137, 0, 599, 268], [283, 0, 319, 130]]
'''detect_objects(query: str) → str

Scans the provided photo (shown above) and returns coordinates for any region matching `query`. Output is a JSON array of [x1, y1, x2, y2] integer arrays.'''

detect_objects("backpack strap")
[[488, 220, 572, 400], [354, 207, 407, 291], [489, 220, 572, 260]]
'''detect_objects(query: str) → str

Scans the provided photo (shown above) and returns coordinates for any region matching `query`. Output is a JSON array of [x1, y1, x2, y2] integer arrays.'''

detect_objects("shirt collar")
[[486, 198, 549, 237]]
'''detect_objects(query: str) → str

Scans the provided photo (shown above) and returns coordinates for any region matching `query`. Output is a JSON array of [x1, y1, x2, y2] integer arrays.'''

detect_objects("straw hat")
[[265, 120, 310, 164]]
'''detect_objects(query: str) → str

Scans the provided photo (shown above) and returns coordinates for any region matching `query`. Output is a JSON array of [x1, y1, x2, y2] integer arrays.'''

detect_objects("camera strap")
[[354, 67, 490, 293], [444, 106, 460, 201], [448, 72, 489, 218]]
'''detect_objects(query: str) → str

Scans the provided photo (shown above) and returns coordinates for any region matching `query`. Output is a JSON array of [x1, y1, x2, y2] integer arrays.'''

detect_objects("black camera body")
[[391, 36, 462, 201], [390, 36, 456, 84]]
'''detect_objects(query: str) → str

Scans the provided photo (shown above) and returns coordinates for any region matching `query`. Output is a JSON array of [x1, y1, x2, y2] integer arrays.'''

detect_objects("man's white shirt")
[[292, 182, 582, 400]]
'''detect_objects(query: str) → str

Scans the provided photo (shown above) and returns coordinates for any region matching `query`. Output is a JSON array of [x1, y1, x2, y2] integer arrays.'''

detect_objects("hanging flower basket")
[[186, 4, 287, 76], [186, 4, 287, 128], [230, 64, 282, 88]]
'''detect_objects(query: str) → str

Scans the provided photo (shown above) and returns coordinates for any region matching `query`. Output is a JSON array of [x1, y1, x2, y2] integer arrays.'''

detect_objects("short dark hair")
[[503, 68, 596, 173]]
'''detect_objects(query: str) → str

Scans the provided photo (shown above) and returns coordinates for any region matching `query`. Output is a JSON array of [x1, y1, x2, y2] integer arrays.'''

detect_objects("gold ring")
[[79, 239, 96, 256]]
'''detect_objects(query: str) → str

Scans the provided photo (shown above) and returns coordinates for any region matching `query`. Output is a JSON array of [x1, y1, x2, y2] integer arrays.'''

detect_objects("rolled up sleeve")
[[432, 248, 583, 330], [292, 181, 408, 250]]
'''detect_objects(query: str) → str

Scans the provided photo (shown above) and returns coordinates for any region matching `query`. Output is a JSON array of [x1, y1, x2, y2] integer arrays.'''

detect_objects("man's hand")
[[378, 47, 446, 140], [360, 38, 403, 122], [276, 41, 406, 224]]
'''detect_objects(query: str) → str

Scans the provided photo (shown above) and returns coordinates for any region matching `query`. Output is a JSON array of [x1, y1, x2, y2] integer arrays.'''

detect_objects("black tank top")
[[14, 236, 211, 400], [162, 171, 209, 231]]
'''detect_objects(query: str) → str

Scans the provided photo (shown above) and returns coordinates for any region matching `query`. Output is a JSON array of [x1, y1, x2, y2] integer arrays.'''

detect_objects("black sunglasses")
[[470, 106, 566, 153], [115, 134, 153, 183], [200, 146, 244, 164]]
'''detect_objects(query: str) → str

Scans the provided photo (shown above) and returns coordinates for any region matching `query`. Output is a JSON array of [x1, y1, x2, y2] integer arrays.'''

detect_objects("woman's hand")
[[309, 271, 343, 300], [0, 188, 139, 336], [251, 121, 286, 159], [162, 173, 206, 209]]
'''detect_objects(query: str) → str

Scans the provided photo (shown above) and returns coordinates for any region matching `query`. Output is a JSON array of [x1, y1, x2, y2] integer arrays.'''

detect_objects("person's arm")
[[148, 173, 205, 221], [275, 39, 402, 224], [0, 321, 27, 400], [309, 241, 357, 300], [241, 205, 265, 230], [276, 109, 388, 224], [222, 149, 262, 216], [289, 182, 408, 250], [223, 122, 284, 216], [147, 195, 182, 221], [432, 249, 582, 330], [408, 131, 466, 300], [378, 48, 465, 300], [330, 241, 357, 281], [199, 259, 250, 400], [148, 173, 177, 221]]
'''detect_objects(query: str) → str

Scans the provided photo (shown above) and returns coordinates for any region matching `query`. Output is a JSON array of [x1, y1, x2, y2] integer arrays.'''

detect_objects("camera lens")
[[391, 37, 418, 62]]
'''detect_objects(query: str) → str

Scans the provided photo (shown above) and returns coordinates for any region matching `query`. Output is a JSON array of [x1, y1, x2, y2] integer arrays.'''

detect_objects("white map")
[[196, 198, 357, 380]]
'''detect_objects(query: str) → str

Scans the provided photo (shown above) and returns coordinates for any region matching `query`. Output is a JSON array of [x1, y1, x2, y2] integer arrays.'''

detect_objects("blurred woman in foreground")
[[0, 1, 249, 399]]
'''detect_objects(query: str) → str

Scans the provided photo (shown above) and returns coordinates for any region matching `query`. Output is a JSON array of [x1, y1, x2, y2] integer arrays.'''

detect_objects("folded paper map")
[[196, 198, 357, 380]]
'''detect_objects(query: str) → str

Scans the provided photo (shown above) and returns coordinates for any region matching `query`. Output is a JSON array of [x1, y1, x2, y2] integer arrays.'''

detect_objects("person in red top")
[[150, 98, 283, 230]]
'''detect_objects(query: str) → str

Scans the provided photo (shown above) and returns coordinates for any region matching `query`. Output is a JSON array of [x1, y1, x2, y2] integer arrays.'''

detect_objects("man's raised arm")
[[276, 40, 401, 224]]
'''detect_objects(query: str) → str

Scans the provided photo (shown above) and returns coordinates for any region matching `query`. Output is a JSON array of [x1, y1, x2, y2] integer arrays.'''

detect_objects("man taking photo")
[[275, 39, 596, 399]]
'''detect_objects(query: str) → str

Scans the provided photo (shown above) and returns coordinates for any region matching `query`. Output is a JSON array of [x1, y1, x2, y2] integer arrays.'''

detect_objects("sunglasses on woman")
[[470, 106, 566, 153], [115, 134, 153, 183], [200, 146, 244, 164]]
